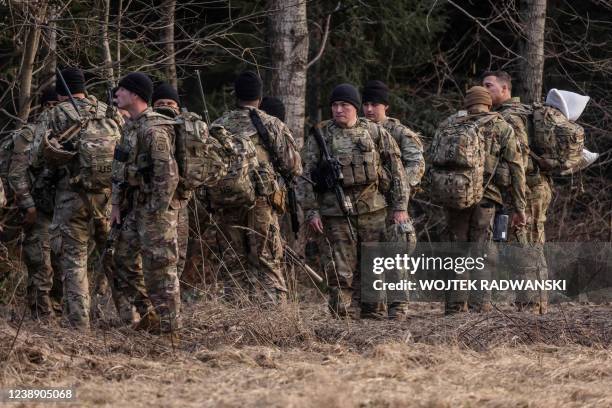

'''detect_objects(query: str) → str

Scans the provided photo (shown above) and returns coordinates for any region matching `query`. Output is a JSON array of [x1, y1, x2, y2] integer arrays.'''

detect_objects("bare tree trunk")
[[517, 0, 546, 103], [116, 0, 123, 78], [40, 4, 57, 90], [162, 0, 178, 89], [98, 0, 114, 82], [267, 0, 309, 148], [17, 1, 48, 121]]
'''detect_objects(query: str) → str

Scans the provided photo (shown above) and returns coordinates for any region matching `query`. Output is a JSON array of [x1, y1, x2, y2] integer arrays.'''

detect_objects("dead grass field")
[[0, 297, 611, 407]]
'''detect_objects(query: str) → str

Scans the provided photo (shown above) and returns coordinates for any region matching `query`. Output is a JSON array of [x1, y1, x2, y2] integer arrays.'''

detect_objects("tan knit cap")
[[464, 86, 492, 108]]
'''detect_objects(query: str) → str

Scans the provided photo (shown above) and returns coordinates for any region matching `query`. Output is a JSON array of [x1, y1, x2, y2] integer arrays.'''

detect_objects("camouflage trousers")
[[23, 210, 56, 318], [176, 203, 189, 278], [50, 188, 112, 329], [213, 197, 287, 303], [114, 205, 181, 333], [318, 208, 388, 315], [383, 210, 417, 316], [512, 179, 551, 311], [444, 198, 497, 313]]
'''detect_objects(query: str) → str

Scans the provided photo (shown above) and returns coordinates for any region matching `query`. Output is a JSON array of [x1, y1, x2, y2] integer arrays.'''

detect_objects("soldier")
[[210, 71, 302, 304], [482, 71, 586, 314], [362, 80, 425, 319], [8, 87, 59, 320], [430, 86, 527, 314], [110, 72, 181, 335], [303, 83, 409, 319], [44, 68, 122, 330], [151, 83, 189, 279]]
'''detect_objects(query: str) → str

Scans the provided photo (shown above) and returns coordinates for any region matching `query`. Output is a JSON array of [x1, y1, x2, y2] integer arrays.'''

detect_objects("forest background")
[[1, 0, 610, 241]]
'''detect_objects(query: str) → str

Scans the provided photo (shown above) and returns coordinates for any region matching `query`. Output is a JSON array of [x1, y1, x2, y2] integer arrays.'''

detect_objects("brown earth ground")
[[0, 295, 611, 408]]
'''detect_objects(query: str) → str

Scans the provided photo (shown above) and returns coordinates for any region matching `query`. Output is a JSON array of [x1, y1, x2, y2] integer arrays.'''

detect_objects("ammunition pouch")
[[253, 167, 279, 197], [494, 162, 511, 188], [114, 144, 130, 162]]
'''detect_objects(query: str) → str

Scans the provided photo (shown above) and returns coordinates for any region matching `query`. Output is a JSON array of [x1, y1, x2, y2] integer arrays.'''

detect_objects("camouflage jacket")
[[111, 108, 179, 213], [380, 117, 425, 189], [8, 110, 51, 209], [212, 106, 302, 181], [303, 118, 408, 218]]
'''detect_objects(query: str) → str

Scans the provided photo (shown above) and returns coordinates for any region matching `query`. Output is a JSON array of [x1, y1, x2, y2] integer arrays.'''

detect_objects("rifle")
[[248, 108, 301, 239], [311, 126, 356, 241], [284, 244, 328, 293], [195, 70, 211, 124]]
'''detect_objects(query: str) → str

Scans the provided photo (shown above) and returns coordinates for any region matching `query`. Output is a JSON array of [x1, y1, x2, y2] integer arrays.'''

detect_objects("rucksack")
[[530, 103, 584, 173], [206, 126, 258, 208], [173, 111, 231, 194], [0, 135, 15, 190], [45, 98, 121, 192], [428, 112, 498, 209]]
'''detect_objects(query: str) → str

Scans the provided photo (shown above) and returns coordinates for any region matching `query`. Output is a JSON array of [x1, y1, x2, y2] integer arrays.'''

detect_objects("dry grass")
[[0, 296, 610, 407]]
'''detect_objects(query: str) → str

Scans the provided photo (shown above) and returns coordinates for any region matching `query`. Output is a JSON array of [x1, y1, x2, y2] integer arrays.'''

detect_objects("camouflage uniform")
[[494, 97, 551, 312], [211, 107, 302, 303], [303, 118, 408, 317], [46, 96, 121, 329], [379, 117, 425, 316], [440, 112, 526, 313], [112, 108, 181, 333], [8, 111, 58, 318]]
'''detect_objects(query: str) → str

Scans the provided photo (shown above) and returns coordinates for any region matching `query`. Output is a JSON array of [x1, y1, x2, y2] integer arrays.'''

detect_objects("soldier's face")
[[362, 102, 388, 123], [482, 76, 509, 105], [154, 99, 179, 114], [332, 101, 358, 128], [115, 87, 137, 110]]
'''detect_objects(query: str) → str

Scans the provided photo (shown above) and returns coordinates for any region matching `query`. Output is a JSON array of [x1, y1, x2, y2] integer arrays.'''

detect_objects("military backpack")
[[43, 99, 121, 192], [530, 103, 584, 173], [428, 112, 499, 209]]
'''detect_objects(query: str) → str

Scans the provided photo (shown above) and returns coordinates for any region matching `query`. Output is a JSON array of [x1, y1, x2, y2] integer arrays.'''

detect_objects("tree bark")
[[40, 4, 57, 90], [267, 0, 309, 148], [517, 0, 546, 103], [162, 0, 178, 89], [17, 1, 48, 122], [98, 0, 114, 82]]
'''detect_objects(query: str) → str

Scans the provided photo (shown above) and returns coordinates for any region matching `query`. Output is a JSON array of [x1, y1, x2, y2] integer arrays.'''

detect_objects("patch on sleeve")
[[150, 132, 171, 161]]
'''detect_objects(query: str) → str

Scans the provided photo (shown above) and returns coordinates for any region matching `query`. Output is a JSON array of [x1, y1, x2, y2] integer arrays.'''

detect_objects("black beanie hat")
[[118, 72, 154, 103], [234, 70, 263, 101], [260, 96, 286, 122], [152, 82, 180, 105], [362, 80, 390, 105], [330, 83, 361, 110], [40, 87, 58, 106], [56, 68, 85, 96]]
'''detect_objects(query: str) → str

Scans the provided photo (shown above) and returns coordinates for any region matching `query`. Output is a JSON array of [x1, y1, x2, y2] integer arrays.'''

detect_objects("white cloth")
[[545, 89, 590, 121]]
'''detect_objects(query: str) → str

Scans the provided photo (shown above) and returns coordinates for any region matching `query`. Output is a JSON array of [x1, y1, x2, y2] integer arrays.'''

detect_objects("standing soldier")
[[429, 86, 527, 314], [151, 83, 189, 279], [303, 83, 409, 319], [210, 71, 302, 304], [8, 87, 59, 321], [44, 68, 122, 330], [362, 80, 425, 319], [110, 72, 181, 335]]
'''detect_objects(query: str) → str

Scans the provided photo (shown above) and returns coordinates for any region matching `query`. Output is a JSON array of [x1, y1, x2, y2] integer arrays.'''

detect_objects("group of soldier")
[[0, 67, 587, 337]]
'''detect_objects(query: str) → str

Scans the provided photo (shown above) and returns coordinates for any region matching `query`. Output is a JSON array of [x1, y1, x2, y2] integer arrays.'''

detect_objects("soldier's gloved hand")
[[511, 210, 527, 228], [110, 204, 122, 226], [308, 215, 324, 234], [24, 207, 37, 227], [392, 210, 408, 224]]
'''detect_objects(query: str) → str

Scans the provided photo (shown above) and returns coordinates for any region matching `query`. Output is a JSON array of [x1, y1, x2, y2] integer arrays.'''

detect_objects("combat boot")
[[387, 302, 409, 320], [360, 302, 386, 320], [328, 287, 358, 319], [134, 310, 161, 334]]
